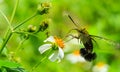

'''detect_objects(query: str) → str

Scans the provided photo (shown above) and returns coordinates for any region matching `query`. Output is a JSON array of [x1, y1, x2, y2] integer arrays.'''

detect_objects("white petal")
[[58, 48, 64, 59], [48, 51, 59, 62], [38, 44, 52, 54], [57, 57, 61, 63], [78, 56, 86, 62], [92, 64, 108, 72], [66, 53, 86, 64], [44, 36, 55, 42], [66, 54, 78, 63]]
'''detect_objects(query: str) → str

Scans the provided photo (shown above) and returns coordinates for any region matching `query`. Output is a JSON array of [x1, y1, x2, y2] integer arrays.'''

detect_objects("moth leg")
[[65, 28, 79, 36], [64, 34, 80, 43]]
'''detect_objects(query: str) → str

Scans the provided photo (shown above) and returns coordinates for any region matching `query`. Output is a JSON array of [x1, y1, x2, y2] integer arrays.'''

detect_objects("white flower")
[[38, 36, 64, 62], [64, 36, 80, 52], [92, 62, 109, 72], [66, 50, 86, 63]]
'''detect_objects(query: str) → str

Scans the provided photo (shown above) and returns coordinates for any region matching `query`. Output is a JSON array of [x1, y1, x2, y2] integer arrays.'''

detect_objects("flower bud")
[[9, 52, 21, 63], [39, 19, 49, 32], [27, 25, 37, 32], [37, 2, 51, 15]]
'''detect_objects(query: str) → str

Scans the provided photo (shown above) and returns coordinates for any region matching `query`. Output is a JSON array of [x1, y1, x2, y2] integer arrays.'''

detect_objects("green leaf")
[[0, 60, 20, 68], [1, 66, 26, 72]]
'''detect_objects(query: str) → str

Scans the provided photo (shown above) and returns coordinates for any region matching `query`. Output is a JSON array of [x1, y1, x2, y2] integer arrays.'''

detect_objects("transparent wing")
[[90, 35, 120, 49], [63, 11, 82, 29]]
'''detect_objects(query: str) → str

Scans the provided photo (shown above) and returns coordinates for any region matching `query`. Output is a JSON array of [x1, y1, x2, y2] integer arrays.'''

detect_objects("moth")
[[66, 14, 120, 61]]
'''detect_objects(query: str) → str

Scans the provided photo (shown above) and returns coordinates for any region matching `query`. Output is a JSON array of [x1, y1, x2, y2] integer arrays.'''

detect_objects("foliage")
[[0, 0, 120, 72]]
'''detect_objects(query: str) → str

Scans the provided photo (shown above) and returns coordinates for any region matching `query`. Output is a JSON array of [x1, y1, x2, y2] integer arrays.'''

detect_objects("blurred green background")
[[0, 0, 120, 72]]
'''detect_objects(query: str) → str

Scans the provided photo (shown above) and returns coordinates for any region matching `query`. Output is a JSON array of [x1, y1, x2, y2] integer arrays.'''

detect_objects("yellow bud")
[[28, 25, 37, 32], [37, 2, 51, 15]]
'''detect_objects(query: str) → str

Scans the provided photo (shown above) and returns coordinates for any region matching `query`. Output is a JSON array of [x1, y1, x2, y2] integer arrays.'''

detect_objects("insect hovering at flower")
[[66, 14, 120, 61]]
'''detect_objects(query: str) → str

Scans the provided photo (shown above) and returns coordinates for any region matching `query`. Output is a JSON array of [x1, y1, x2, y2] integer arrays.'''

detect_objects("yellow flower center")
[[73, 50, 80, 56], [54, 36, 64, 49], [97, 62, 105, 68]]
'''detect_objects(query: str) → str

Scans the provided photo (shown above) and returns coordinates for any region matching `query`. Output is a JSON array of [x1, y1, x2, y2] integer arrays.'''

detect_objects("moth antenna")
[[67, 14, 79, 28]]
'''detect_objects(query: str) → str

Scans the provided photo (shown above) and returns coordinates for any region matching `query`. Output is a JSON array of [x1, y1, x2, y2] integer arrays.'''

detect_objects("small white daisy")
[[92, 62, 109, 72], [38, 36, 64, 62], [66, 50, 86, 63]]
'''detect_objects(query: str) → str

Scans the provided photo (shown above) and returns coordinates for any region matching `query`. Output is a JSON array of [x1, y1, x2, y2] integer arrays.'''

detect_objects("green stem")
[[0, 0, 38, 54], [13, 31, 39, 39], [13, 12, 37, 30], [10, 0, 19, 24], [0, 31, 12, 54], [30, 56, 47, 72], [0, 10, 12, 30], [0, 0, 19, 54], [0, 13, 38, 54], [3, 28, 10, 40], [15, 38, 26, 55], [30, 49, 52, 72]]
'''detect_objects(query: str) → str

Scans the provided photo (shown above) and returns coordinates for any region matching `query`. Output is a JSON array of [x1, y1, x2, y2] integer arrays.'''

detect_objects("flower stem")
[[13, 12, 37, 30], [0, 31, 12, 54], [10, 0, 19, 24], [14, 37, 28, 58], [0, 0, 38, 54], [15, 38, 26, 54], [30, 56, 47, 72], [0, 0, 19, 54], [30, 49, 52, 72], [0, 10, 12, 31], [0, 13, 37, 54]]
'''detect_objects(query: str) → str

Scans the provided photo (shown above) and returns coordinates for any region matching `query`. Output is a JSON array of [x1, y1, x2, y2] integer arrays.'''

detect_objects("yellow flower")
[[39, 36, 64, 62]]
